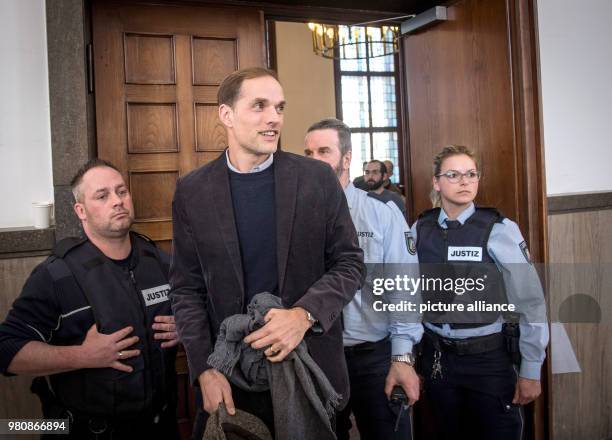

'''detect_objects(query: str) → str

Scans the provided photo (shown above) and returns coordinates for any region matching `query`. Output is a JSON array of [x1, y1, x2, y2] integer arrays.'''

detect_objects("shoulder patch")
[[519, 241, 532, 264], [405, 231, 416, 255]]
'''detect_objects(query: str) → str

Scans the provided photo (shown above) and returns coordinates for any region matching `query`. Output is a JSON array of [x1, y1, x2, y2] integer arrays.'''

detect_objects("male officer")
[[0, 159, 180, 440], [305, 118, 422, 440], [170, 68, 365, 439]]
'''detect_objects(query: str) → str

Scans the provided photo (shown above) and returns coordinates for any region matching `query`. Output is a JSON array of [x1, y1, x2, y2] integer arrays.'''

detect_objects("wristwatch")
[[305, 310, 318, 327], [391, 353, 416, 366]]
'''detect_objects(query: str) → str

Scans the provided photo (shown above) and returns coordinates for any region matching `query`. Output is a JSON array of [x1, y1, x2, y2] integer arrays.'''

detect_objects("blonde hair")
[[430, 145, 480, 208]]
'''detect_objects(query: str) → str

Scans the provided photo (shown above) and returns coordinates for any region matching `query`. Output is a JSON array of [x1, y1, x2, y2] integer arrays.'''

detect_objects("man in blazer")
[[170, 67, 365, 437]]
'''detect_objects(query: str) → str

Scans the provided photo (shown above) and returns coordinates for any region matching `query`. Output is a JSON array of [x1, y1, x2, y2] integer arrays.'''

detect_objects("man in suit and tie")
[[169, 67, 365, 438]]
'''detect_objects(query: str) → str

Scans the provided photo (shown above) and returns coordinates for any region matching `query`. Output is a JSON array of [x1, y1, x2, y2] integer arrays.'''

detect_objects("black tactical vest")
[[416, 207, 507, 329], [46, 233, 176, 419]]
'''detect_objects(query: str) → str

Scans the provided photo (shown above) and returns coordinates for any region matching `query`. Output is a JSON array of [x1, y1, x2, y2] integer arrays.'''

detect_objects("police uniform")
[[411, 203, 549, 440], [0, 232, 179, 440], [336, 182, 422, 440]]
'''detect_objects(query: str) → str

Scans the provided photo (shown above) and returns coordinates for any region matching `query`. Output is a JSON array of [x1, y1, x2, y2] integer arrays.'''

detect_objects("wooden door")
[[92, 3, 266, 437], [92, 1, 266, 251], [403, 0, 520, 220], [401, 0, 548, 438]]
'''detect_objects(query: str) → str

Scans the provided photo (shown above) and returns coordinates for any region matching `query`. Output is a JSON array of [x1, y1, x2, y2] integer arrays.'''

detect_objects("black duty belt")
[[424, 327, 504, 356], [429, 322, 491, 330]]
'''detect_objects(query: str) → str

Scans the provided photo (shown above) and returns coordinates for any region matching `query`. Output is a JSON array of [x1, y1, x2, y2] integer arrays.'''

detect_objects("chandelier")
[[307, 17, 413, 60]]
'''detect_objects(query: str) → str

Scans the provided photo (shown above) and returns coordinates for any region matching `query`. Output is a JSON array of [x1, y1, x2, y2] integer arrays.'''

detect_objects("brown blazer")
[[169, 150, 365, 403]]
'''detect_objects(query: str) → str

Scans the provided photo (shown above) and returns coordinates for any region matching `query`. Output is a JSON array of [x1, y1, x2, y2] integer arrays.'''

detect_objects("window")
[[335, 26, 402, 183]]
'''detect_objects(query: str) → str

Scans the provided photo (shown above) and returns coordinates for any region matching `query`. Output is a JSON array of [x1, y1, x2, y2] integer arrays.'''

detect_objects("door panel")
[[403, 0, 517, 220]]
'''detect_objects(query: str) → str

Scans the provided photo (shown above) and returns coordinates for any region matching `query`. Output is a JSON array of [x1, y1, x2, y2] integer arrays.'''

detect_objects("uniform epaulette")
[[474, 206, 505, 223], [52, 236, 87, 258], [46, 255, 72, 281], [418, 207, 441, 221]]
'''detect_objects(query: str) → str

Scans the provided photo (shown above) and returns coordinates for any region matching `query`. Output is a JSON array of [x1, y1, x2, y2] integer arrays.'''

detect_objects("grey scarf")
[[207, 293, 340, 440]]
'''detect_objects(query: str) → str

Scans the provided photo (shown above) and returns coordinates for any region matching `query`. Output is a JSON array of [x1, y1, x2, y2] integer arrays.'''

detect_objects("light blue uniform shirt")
[[343, 182, 423, 355], [410, 203, 549, 380]]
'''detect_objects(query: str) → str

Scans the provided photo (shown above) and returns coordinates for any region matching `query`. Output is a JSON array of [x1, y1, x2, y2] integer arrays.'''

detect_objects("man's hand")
[[243, 307, 312, 363], [384, 362, 420, 406], [152, 315, 179, 348], [79, 324, 140, 372], [200, 369, 235, 415], [512, 377, 541, 405]]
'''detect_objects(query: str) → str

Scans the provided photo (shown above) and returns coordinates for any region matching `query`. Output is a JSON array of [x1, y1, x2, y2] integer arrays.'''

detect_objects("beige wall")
[[275, 21, 336, 155]]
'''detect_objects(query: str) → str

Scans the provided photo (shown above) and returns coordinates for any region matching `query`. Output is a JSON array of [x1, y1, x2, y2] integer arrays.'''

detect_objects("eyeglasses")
[[436, 169, 481, 183]]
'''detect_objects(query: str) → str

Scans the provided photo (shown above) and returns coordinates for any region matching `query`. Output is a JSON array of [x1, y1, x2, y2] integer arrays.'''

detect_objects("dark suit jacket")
[[170, 150, 365, 403]]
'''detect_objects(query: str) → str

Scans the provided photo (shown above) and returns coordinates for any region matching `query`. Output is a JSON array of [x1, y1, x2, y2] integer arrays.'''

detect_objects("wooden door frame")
[[46, 0, 550, 437], [507, 1, 550, 437]]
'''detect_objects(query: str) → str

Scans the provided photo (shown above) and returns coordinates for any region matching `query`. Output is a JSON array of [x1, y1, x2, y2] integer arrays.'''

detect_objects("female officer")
[[411, 145, 549, 439]]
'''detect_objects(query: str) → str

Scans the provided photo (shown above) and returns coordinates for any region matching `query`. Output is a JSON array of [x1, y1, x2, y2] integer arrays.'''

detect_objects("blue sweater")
[[228, 164, 279, 305]]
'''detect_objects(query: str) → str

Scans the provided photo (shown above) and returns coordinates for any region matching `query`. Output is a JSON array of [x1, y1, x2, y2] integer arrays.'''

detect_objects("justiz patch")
[[141, 284, 171, 306], [447, 246, 483, 261]]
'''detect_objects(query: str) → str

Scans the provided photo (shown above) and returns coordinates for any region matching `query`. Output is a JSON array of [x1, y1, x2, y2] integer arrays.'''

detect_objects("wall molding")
[[547, 191, 612, 214], [0, 227, 55, 259]]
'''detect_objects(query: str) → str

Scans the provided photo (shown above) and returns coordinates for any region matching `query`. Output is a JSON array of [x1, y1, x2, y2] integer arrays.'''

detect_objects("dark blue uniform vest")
[[45, 233, 176, 419], [416, 207, 508, 328]]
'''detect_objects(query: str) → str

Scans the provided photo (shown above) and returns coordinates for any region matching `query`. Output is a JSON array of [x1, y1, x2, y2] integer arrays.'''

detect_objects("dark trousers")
[[336, 339, 412, 440], [192, 384, 274, 440], [420, 334, 524, 440]]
